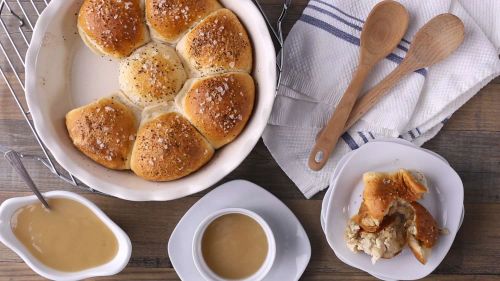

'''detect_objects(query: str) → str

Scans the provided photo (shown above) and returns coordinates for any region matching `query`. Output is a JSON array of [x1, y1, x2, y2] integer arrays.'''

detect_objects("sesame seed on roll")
[[65, 96, 138, 170], [145, 0, 222, 44], [176, 72, 254, 149], [130, 103, 214, 181], [77, 0, 149, 58], [176, 9, 252, 77], [119, 42, 187, 108]]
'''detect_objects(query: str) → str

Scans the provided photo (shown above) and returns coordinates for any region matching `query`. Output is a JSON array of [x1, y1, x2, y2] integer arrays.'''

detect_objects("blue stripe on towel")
[[368, 132, 375, 139], [358, 132, 369, 143], [300, 15, 427, 76], [342, 132, 359, 150], [416, 127, 421, 135], [308, 5, 362, 32], [307, 4, 409, 52], [301, 14, 360, 45], [312, 0, 412, 45], [408, 130, 416, 139], [313, 0, 364, 24]]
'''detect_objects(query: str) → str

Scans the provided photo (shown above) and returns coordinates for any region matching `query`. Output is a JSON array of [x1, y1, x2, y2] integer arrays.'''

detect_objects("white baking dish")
[[25, 0, 276, 201]]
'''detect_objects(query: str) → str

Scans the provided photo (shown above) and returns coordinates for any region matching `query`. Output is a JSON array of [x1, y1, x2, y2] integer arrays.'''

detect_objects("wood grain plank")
[[0, 121, 499, 202], [0, 263, 181, 281], [0, 133, 499, 203], [443, 83, 500, 132], [423, 130, 500, 174], [2, 261, 499, 281]]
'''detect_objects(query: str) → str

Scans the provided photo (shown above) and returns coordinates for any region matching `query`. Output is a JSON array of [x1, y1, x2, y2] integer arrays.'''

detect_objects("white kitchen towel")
[[262, 0, 500, 198]]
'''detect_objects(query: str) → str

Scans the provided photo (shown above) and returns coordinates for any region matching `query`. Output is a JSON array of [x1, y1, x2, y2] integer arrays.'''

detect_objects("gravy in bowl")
[[11, 197, 118, 272], [201, 213, 268, 279]]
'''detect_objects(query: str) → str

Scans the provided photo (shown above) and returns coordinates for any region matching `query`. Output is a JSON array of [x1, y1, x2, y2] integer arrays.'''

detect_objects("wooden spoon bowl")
[[404, 14, 465, 69], [344, 13, 465, 130], [360, 1, 410, 64]]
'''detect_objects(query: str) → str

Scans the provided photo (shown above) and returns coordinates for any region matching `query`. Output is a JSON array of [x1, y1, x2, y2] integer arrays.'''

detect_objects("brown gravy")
[[201, 213, 268, 279], [11, 198, 118, 272]]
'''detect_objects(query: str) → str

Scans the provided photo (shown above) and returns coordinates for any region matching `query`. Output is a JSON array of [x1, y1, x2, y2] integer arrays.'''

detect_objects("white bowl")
[[25, 0, 276, 201], [192, 208, 276, 281], [0, 191, 132, 281], [324, 141, 464, 280]]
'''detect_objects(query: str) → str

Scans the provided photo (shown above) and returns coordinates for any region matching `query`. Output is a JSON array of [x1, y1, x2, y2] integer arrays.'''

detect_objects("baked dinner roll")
[[346, 169, 442, 264], [353, 169, 428, 232], [407, 202, 440, 264], [130, 103, 214, 181], [176, 72, 254, 148], [145, 0, 221, 44], [65, 96, 137, 170], [176, 9, 252, 77], [119, 42, 187, 108], [78, 0, 149, 58]]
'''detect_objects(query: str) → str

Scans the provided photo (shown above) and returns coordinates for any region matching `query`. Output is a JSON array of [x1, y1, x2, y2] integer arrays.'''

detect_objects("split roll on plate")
[[130, 104, 214, 181], [176, 8, 253, 77], [345, 169, 441, 264], [119, 42, 187, 108], [145, 0, 222, 44], [65, 96, 138, 170], [77, 0, 149, 58], [176, 72, 255, 149]]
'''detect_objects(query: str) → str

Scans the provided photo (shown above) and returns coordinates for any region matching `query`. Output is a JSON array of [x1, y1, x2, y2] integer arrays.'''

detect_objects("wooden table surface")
[[1, 0, 499, 280]]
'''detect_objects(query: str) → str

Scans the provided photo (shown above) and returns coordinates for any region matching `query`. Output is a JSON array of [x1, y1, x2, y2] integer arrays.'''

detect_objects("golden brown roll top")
[[77, 0, 149, 58], [353, 169, 428, 232], [176, 72, 254, 149], [145, 0, 221, 44], [176, 9, 253, 77], [407, 202, 440, 264], [130, 104, 214, 181], [65, 96, 137, 170], [410, 202, 439, 248], [119, 42, 187, 108]]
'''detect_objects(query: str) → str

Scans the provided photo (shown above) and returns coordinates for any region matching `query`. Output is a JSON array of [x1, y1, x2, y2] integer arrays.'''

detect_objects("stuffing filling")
[[345, 215, 406, 264], [345, 200, 416, 264]]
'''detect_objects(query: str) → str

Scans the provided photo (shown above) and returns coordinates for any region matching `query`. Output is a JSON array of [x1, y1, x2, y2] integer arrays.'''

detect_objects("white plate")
[[324, 141, 464, 280], [320, 140, 464, 280], [25, 0, 276, 201], [167, 180, 311, 281]]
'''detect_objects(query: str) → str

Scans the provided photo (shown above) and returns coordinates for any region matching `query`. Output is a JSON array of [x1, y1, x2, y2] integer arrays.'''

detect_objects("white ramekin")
[[0, 191, 132, 281], [192, 208, 276, 281]]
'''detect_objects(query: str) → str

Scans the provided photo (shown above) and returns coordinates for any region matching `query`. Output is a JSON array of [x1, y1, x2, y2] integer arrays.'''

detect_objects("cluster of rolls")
[[66, 0, 254, 181], [344, 169, 442, 264]]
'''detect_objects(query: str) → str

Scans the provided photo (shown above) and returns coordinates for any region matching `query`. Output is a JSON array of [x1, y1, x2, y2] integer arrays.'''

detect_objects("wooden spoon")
[[308, 0, 409, 171], [344, 13, 465, 130]]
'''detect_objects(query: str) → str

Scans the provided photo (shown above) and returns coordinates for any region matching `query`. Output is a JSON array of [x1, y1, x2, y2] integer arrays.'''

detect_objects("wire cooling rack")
[[0, 0, 290, 192]]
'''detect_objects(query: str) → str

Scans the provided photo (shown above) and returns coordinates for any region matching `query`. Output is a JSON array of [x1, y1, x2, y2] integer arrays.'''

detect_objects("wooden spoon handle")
[[309, 65, 371, 171], [344, 62, 413, 130]]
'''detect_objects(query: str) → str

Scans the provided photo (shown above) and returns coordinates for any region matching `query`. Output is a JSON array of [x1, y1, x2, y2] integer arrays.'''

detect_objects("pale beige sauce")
[[201, 213, 268, 279], [11, 198, 118, 272]]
